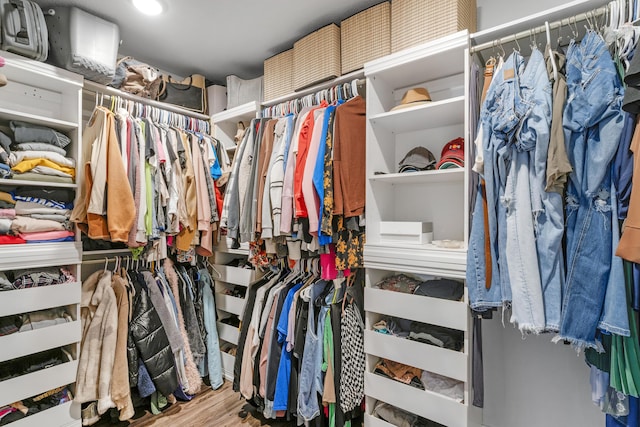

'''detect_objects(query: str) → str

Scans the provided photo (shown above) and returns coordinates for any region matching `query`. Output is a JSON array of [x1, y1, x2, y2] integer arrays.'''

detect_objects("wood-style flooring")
[[94, 380, 294, 426]]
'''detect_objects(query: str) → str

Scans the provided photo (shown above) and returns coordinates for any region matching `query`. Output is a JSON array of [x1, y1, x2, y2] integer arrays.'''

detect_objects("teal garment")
[[609, 259, 640, 397]]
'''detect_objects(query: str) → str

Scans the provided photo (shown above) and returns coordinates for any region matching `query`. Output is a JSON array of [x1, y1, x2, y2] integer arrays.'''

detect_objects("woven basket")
[[293, 24, 341, 91], [341, 2, 391, 74], [264, 49, 293, 102], [391, 0, 476, 53]]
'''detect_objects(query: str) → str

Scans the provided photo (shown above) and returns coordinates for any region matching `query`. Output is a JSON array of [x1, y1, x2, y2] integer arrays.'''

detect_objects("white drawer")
[[365, 286, 468, 331], [0, 321, 81, 363], [10, 401, 80, 427], [213, 264, 261, 286], [216, 294, 246, 316], [0, 282, 81, 317], [364, 330, 467, 382], [217, 321, 240, 345], [365, 372, 469, 427], [0, 360, 78, 407], [364, 413, 396, 427], [220, 351, 235, 381]]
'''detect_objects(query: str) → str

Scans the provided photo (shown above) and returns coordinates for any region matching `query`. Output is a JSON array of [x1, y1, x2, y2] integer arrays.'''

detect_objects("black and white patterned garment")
[[339, 301, 365, 413]]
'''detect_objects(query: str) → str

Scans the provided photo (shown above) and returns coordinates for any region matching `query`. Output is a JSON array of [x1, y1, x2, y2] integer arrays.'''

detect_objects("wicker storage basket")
[[391, 0, 476, 53], [341, 2, 391, 74], [293, 24, 341, 91], [264, 49, 294, 102]]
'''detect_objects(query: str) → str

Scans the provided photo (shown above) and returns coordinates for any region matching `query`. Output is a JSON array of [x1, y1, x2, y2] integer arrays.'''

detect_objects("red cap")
[[436, 137, 464, 170]]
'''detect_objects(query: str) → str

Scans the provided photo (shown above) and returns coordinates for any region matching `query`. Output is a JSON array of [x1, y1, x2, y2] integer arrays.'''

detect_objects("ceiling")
[[35, 0, 384, 84]]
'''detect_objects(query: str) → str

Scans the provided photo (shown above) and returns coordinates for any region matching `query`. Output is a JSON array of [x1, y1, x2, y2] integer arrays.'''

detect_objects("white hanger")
[[546, 21, 558, 82]]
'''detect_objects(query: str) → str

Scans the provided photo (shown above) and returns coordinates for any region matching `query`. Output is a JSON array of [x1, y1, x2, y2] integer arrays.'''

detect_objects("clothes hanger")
[[513, 34, 521, 53], [546, 21, 558, 81]]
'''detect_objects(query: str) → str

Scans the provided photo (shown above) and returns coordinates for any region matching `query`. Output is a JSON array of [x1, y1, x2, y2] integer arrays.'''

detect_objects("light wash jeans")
[[558, 31, 628, 351], [200, 268, 223, 389]]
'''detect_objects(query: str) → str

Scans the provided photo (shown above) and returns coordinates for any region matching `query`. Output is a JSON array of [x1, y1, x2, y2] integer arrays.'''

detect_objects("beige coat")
[[75, 270, 118, 415]]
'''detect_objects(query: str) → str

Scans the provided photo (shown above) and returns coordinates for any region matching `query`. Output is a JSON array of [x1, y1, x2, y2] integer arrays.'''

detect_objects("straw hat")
[[391, 87, 432, 111]]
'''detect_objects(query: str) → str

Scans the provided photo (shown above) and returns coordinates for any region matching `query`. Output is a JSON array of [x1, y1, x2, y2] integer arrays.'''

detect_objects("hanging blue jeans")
[[200, 269, 223, 389], [558, 31, 626, 350]]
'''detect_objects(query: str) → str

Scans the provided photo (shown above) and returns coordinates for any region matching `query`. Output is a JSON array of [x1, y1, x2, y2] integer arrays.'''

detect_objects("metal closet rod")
[[470, 5, 609, 54], [82, 81, 210, 122]]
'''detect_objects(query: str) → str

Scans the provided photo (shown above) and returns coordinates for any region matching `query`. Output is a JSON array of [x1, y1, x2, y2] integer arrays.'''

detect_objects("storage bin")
[[45, 6, 120, 84], [226, 75, 263, 110], [341, 2, 391, 74], [293, 24, 341, 91], [264, 49, 294, 102], [207, 84, 227, 115], [379, 221, 433, 245], [391, 0, 476, 53]]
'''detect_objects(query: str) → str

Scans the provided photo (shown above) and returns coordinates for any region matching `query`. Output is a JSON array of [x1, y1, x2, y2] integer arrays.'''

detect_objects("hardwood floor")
[[94, 380, 294, 426]]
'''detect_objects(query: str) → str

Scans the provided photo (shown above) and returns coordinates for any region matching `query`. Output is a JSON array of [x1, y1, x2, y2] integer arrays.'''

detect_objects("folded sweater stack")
[[0, 121, 74, 183], [0, 188, 74, 244]]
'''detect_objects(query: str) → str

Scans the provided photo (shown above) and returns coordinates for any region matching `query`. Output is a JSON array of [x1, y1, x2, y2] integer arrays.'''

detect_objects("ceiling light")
[[132, 0, 164, 16]]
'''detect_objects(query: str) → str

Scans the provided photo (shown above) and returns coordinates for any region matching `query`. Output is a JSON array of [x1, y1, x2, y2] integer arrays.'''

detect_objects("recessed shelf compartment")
[[9, 401, 78, 427], [0, 107, 79, 131], [369, 96, 464, 134], [212, 264, 261, 287], [220, 349, 235, 381]]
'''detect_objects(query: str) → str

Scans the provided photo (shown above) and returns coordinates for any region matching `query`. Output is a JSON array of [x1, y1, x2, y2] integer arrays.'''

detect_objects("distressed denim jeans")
[[558, 31, 627, 351]]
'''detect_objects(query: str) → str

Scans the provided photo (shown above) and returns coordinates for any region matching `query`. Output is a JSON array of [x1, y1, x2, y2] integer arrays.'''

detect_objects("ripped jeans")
[[558, 31, 628, 350]]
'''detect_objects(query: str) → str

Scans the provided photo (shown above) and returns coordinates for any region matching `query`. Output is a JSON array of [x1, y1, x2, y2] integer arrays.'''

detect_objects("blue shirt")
[[273, 281, 303, 411]]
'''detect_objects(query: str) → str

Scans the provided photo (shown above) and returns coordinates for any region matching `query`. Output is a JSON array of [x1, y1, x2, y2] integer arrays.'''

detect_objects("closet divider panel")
[[0, 49, 83, 427]]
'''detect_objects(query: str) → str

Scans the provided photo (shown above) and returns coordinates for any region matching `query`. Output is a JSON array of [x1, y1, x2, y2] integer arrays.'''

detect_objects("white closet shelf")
[[0, 282, 81, 317], [364, 413, 397, 427], [211, 101, 260, 125], [0, 107, 79, 131], [364, 243, 466, 279], [217, 321, 240, 345], [0, 360, 78, 408], [0, 321, 82, 363], [365, 286, 468, 331], [364, 330, 467, 382], [365, 31, 468, 88], [9, 401, 78, 427], [369, 168, 464, 185], [0, 242, 81, 271], [365, 372, 468, 427], [212, 264, 261, 286], [369, 96, 464, 133], [82, 248, 132, 260], [220, 351, 235, 381], [0, 178, 77, 189], [216, 294, 246, 316]]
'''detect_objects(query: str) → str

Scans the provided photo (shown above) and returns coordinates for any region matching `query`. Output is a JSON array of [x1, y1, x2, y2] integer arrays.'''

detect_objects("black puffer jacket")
[[127, 271, 178, 396]]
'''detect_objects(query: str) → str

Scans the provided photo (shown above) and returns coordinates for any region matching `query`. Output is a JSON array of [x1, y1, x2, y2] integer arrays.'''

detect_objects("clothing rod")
[[83, 257, 124, 266], [262, 70, 365, 107], [83, 80, 210, 121], [470, 5, 609, 53]]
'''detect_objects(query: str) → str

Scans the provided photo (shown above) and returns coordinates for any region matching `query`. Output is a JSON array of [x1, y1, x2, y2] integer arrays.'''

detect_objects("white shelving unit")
[[362, 32, 480, 427], [211, 102, 261, 380], [0, 51, 83, 426]]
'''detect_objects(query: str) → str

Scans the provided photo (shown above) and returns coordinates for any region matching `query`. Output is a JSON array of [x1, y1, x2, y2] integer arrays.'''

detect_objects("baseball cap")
[[436, 137, 464, 170], [398, 146, 436, 173]]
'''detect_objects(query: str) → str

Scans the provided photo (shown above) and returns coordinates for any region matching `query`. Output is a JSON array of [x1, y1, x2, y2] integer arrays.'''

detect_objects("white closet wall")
[[476, 0, 564, 30], [482, 321, 604, 427]]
